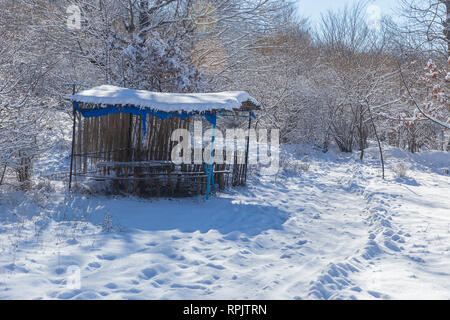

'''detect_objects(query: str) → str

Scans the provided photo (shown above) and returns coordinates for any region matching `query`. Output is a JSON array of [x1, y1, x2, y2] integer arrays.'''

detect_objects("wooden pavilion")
[[66, 85, 260, 198]]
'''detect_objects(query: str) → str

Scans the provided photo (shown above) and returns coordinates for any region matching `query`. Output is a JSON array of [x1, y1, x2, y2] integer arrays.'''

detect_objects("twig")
[[397, 61, 450, 129]]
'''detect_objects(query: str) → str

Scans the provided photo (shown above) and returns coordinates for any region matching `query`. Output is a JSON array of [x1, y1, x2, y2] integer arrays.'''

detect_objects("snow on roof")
[[68, 85, 260, 112]]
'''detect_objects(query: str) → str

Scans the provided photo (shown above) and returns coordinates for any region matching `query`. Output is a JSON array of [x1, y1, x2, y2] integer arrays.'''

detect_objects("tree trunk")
[[0, 165, 6, 186], [446, 0, 450, 58], [139, 0, 149, 40], [366, 101, 385, 180]]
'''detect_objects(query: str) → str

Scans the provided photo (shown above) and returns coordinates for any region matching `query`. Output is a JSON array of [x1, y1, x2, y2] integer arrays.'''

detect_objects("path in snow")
[[310, 146, 450, 299], [0, 145, 449, 299], [0, 153, 373, 299], [347, 152, 450, 299]]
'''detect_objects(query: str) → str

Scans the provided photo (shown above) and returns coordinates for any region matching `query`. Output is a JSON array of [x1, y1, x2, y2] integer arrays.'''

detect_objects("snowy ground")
[[0, 135, 449, 299]]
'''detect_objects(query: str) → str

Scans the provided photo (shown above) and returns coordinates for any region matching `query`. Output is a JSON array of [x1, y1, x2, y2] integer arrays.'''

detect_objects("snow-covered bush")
[[279, 154, 310, 175], [101, 213, 114, 233], [393, 58, 450, 152], [0, 3, 55, 189], [30, 180, 55, 206], [115, 32, 201, 92], [393, 163, 408, 179], [0, 103, 49, 189]]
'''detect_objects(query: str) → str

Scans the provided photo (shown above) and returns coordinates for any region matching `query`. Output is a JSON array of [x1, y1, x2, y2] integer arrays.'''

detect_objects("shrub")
[[393, 163, 408, 179]]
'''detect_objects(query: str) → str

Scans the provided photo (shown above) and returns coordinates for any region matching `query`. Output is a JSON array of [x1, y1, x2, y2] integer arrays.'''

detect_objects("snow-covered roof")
[[68, 85, 260, 112]]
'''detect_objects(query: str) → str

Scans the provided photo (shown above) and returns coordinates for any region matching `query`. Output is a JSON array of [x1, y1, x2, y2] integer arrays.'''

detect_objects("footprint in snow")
[[96, 254, 116, 261], [120, 288, 141, 294], [384, 240, 401, 252], [66, 239, 79, 245], [139, 267, 158, 280], [164, 252, 186, 261], [206, 263, 225, 270], [105, 283, 118, 289], [55, 267, 66, 275], [367, 290, 388, 299], [87, 262, 101, 269], [4, 264, 29, 274], [391, 234, 405, 243], [50, 277, 68, 285], [197, 279, 214, 285], [155, 278, 169, 285], [170, 283, 206, 290], [407, 255, 425, 263], [57, 289, 82, 300]]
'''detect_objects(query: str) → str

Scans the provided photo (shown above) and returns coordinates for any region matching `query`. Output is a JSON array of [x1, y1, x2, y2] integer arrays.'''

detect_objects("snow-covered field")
[[0, 136, 449, 299]]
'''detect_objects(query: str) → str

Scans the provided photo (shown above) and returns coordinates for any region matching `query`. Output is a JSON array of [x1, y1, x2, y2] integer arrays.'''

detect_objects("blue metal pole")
[[206, 115, 216, 200]]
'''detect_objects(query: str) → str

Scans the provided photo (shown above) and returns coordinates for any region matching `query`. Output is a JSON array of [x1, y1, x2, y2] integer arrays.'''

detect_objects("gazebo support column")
[[69, 102, 77, 191], [205, 113, 217, 200], [243, 113, 252, 186]]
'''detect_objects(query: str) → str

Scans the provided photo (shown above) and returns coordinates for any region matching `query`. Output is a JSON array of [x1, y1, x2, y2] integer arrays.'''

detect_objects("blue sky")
[[296, 0, 399, 27]]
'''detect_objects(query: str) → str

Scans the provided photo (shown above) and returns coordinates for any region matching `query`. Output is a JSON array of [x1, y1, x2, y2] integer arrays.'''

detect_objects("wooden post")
[[243, 113, 252, 185], [69, 85, 76, 191]]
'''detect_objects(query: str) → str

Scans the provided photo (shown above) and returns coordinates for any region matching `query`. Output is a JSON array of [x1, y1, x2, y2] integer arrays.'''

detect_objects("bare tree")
[[0, 3, 51, 188], [312, 2, 399, 155], [399, 0, 449, 59]]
